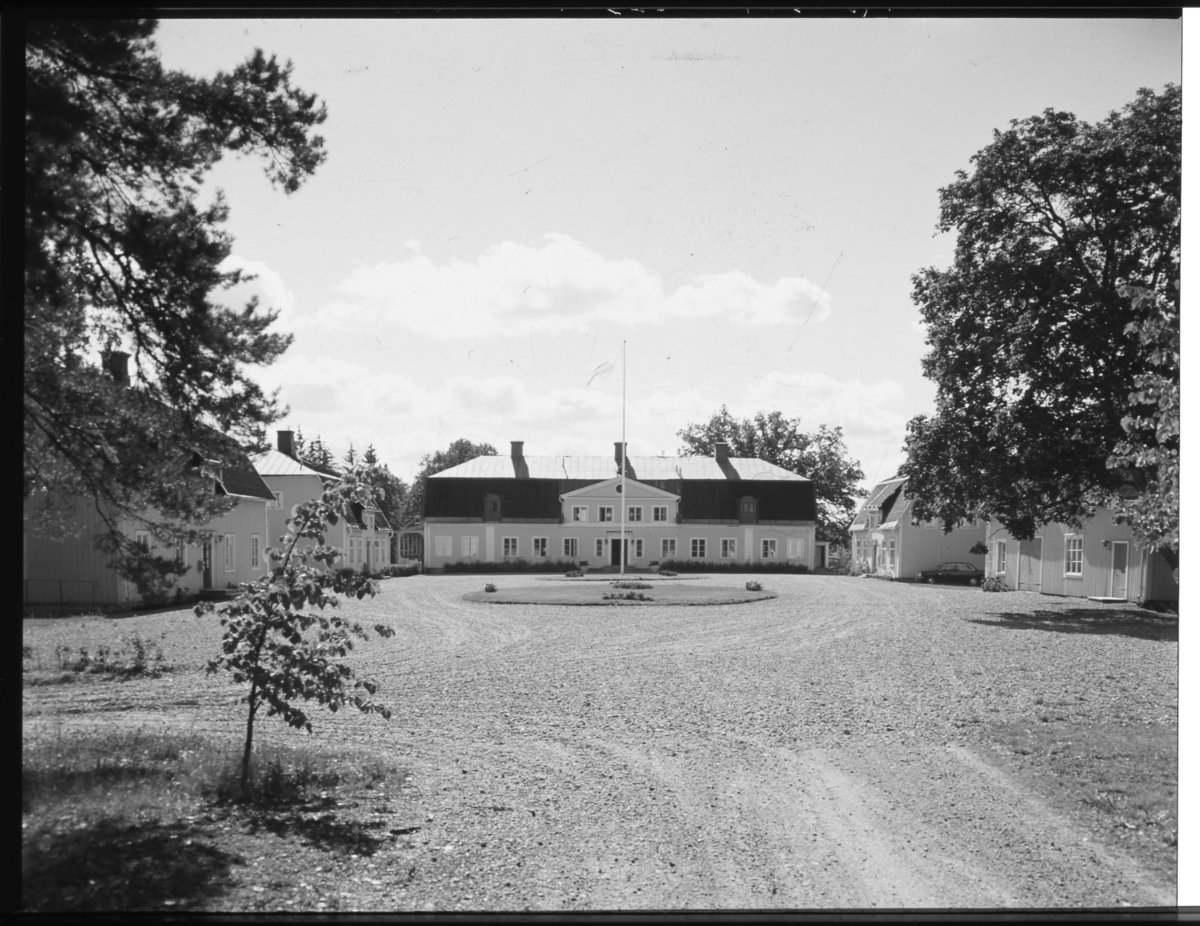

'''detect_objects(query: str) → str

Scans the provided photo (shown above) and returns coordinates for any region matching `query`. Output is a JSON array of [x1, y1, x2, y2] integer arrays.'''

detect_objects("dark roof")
[[349, 502, 392, 531], [215, 465, 275, 501], [424, 476, 816, 522]]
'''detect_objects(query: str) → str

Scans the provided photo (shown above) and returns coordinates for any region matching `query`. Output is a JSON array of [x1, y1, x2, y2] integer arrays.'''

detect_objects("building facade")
[[423, 441, 818, 571], [985, 507, 1178, 603], [848, 475, 986, 579], [253, 431, 394, 575]]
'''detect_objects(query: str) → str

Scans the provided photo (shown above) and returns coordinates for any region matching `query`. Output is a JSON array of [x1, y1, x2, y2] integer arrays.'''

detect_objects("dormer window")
[[484, 494, 502, 521], [739, 497, 758, 524]]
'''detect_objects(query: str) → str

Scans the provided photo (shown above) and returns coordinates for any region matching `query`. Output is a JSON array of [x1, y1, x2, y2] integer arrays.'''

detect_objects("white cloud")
[[217, 256, 297, 331], [327, 234, 833, 338]]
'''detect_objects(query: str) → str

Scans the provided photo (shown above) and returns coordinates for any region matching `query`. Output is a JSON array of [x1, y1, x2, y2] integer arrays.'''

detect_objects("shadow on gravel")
[[22, 816, 239, 912], [240, 807, 390, 857], [969, 608, 1177, 642]]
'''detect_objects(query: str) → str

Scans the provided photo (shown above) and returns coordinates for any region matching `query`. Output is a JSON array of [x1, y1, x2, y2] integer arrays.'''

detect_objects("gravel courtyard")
[[23, 573, 1178, 911]]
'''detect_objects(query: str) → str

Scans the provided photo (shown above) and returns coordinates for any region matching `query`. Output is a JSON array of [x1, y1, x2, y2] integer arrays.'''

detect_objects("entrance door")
[[1019, 537, 1042, 591], [201, 538, 213, 590], [610, 539, 622, 566], [1110, 542, 1129, 599]]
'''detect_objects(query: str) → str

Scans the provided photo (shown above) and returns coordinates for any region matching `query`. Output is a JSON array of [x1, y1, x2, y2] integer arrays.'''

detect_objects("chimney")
[[714, 441, 738, 480], [104, 350, 131, 387], [511, 441, 528, 479], [278, 430, 296, 458]]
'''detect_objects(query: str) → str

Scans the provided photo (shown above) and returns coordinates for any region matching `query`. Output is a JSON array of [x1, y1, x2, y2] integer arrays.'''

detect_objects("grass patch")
[[658, 559, 809, 574], [24, 632, 172, 682], [610, 581, 654, 590], [463, 582, 776, 606], [988, 720, 1177, 874], [22, 724, 409, 912]]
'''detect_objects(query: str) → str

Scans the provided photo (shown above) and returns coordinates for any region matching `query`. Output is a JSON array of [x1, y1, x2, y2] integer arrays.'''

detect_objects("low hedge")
[[442, 558, 580, 574], [657, 559, 810, 575]]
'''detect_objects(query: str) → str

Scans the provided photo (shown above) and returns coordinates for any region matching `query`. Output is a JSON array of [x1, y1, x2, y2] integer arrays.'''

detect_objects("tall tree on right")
[[901, 85, 1180, 570]]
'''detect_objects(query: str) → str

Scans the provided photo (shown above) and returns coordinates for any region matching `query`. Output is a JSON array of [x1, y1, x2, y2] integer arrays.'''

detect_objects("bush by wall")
[[658, 559, 810, 575], [442, 558, 579, 574], [383, 564, 421, 577], [981, 576, 1011, 592]]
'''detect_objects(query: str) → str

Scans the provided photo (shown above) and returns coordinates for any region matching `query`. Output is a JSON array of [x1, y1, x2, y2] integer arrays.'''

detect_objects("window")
[[627, 506, 643, 522], [435, 536, 453, 557], [572, 506, 588, 522], [484, 495, 501, 521], [563, 538, 578, 558], [787, 538, 805, 560], [690, 538, 706, 559], [503, 537, 519, 558], [887, 539, 896, 569], [270, 490, 283, 510], [661, 538, 676, 559], [595, 538, 605, 558], [1065, 537, 1083, 576], [251, 535, 261, 570], [533, 537, 548, 557], [175, 537, 186, 567], [366, 513, 375, 531], [134, 530, 151, 553], [653, 506, 668, 522], [223, 534, 236, 571], [463, 536, 479, 558], [633, 538, 643, 558], [739, 497, 758, 524], [995, 541, 1007, 574], [721, 538, 737, 558], [598, 506, 614, 522], [762, 539, 778, 559]]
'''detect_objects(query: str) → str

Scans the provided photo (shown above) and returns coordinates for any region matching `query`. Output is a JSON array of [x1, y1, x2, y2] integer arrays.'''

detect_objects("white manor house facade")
[[422, 441, 819, 571]]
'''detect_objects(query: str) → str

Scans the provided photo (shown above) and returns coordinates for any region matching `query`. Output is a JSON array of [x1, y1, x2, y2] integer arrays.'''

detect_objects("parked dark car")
[[916, 562, 983, 586]]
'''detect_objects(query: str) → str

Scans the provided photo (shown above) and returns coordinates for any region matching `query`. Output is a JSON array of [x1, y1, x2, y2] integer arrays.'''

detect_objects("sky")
[[151, 15, 1183, 487]]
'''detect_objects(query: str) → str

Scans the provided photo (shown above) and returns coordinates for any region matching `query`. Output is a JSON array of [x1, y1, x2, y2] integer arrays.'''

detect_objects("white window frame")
[[996, 540, 1007, 574], [690, 538, 706, 559], [533, 537, 548, 557], [462, 536, 479, 558], [598, 506, 614, 523], [1064, 536, 1083, 577], [134, 529, 152, 553], [435, 535, 453, 557], [223, 533, 236, 572], [762, 538, 778, 559], [251, 534, 261, 570], [595, 538, 605, 559], [787, 538, 805, 560], [720, 538, 737, 559], [627, 506, 643, 522], [653, 506, 668, 522], [563, 537, 578, 558], [661, 538, 676, 559], [572, 505, 588, 522], [503, 537, 519, 558]]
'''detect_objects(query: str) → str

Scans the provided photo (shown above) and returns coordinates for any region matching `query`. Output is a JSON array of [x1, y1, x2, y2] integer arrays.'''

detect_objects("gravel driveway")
[[24, 574, 1177, 910]]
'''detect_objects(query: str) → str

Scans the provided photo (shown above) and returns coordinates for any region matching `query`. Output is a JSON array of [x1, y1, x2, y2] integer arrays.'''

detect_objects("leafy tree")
[[199, 464, 394, 798], [360, 448, 409, 559], [677, 407, 867, 545], [900, 85, 1180, 569], [24, 19, 327, 592], [400, 439, 499, 526]]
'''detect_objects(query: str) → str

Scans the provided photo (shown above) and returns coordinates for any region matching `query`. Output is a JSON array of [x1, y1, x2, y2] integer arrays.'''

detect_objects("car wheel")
[[969, 577, 980, 586], [926, 577, 935, 584]]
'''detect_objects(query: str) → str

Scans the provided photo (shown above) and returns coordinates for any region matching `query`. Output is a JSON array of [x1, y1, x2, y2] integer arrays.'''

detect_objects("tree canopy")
[[677, 407, 867, 545], [24, 20, 327, 586], [400, 439, 500, 526], [900, 85, 1180, 566]]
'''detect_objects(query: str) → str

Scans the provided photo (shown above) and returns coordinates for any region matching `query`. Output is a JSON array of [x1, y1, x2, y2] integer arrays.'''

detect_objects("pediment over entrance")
[[559, 477, 679, 502]]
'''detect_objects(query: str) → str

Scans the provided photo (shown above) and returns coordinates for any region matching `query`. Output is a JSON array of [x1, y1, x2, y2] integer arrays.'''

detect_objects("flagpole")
[[621, 340, 626, 576]]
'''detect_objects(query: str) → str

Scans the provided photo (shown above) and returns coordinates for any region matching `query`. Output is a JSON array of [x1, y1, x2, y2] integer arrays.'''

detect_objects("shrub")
[[745, 580, 763, 591], [601, 591, 653, 601], [658, 559, 810, 575], [982, 576, 1011, 592], [565, 570, 584, 578], [50, 633, 171, 680], [657, 569, 677, 576], [443, 558, 578, 574], [484, 583, 498, 593], [610, 581, 653, 589], [383, 563, 421, 577], [826, 547, 853, 575], [649, 560, 660, 567]]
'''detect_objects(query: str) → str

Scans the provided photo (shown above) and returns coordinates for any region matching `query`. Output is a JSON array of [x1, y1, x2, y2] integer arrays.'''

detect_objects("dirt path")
[[24, 574, 1177, 910]]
